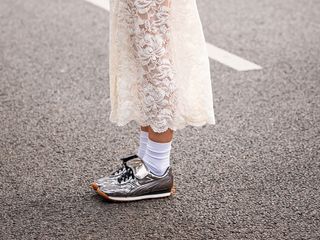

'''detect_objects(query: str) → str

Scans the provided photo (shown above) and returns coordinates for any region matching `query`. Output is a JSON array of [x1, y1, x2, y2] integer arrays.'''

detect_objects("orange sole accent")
[[90, 182, 99, 191], [170, 183, 176, 195], [96, 187, 111, 201]]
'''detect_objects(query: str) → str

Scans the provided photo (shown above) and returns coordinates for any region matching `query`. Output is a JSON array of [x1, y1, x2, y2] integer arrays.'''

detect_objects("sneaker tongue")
[[126, 159, 149, 179]]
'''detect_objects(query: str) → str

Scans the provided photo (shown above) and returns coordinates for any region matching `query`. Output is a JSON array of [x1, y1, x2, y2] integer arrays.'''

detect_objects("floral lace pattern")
[[123, 0, 177, 133], [109, 0, 215, 133]]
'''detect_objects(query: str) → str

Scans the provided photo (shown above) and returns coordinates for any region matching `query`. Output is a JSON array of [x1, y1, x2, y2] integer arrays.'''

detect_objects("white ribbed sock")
[[142, 138, 172, 176], [136, 131, 148, 159]]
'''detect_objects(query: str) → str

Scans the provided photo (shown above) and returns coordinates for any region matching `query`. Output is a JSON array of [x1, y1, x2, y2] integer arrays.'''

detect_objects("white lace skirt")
[[109, 0, 215, 133]]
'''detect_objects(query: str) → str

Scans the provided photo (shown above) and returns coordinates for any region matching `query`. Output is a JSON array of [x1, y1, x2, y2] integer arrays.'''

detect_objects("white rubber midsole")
[[108, 192, 172, 201]]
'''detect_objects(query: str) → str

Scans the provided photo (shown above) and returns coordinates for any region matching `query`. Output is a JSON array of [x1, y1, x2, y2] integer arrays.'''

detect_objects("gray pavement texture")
[[0, 0, 320, 239]]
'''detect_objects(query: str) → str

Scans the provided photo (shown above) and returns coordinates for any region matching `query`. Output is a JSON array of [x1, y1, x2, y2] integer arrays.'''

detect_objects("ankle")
[[137, 130, 148, 159], [142, 138, 172, 176]]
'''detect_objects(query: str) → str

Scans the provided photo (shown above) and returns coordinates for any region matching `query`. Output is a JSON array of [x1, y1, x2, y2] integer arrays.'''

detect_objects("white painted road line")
[[85, 0, 262, 71], [86, 0, 110, 10], [206, 43, 262, 71]]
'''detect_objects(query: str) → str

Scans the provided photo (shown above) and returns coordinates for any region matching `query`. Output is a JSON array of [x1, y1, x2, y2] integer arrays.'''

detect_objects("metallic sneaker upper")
[[100, 157, 173, 198], [94, 154, 138, 186]]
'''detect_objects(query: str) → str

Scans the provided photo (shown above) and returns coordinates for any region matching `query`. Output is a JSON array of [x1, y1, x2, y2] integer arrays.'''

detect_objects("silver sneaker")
[[90, 154, 138, 190], [96, 157, 175, 202]]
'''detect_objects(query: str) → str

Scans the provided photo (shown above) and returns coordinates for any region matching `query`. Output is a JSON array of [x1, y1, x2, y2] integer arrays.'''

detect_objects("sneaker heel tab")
[[133, 161, 149, 179]]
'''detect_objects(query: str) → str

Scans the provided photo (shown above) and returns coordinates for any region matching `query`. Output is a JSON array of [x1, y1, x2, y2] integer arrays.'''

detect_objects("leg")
[[148, 127, 173, 143], [142, 126, 173, 176], [91, 0, 176, 201], [140, 125, 174, 143], [140, 126, 149, 133], [134, 0, 174, 174], [129, 0, 177, 133]]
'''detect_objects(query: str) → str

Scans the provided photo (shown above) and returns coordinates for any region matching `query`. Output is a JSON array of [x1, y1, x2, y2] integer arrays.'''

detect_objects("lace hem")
[[109, 114, 216, 133]]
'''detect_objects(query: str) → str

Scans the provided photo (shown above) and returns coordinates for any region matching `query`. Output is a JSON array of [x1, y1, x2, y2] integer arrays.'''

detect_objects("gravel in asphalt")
[[0, 0, 319, 239]]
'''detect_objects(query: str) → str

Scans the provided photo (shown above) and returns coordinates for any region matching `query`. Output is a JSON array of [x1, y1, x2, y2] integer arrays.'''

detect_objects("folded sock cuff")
[[147, 138, 172, 151]]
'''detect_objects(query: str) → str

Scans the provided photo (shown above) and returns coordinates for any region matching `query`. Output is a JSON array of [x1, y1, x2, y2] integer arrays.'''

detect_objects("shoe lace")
[[111, 154, 138, 176], [110, 164, 127, 176], [111, 165, 125, 176], [117, 167, 135, 183]]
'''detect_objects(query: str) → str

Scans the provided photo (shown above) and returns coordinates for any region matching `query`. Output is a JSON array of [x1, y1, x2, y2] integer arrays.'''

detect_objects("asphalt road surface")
[[1, 0, 319, 239]]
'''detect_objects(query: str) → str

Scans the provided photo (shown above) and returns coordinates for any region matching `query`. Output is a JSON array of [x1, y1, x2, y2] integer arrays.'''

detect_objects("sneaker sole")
[[92, 183, 176, 202]]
